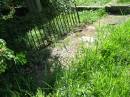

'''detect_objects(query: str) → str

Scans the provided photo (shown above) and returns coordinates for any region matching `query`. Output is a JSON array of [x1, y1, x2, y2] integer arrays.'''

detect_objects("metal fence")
[[7, 0, 80, 52]]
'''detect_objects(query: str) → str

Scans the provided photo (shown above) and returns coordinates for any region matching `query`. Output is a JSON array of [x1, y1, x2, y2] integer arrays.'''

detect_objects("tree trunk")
[[35, 0, 42, 12], [25, 0, 37, 13]]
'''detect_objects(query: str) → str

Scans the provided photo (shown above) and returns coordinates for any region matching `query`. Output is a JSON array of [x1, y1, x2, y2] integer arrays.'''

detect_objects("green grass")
[[117, 0, 130, 3], [79, 9, 106, 24], [48, 20, 130, 97], [75, 0, 111, 6]]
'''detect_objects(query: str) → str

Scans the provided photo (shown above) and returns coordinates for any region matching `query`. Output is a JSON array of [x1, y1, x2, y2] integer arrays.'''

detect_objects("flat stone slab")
[[75, 5, 130, 14], [75, 6, 104, 11], [95, 15, 130, 26], [106, 5, 130, 14]]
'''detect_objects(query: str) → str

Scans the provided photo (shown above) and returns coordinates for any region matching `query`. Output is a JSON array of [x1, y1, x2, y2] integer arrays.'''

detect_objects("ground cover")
[[117, 0, 130, 3], [2, 1, 130, 97], [79, 9, 106, 24], [48, 20, 130, 97], [75, 0, 111, 6]]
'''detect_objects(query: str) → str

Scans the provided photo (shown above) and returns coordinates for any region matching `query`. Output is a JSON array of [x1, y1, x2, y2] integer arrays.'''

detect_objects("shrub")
[[0, 39, 27, 74]]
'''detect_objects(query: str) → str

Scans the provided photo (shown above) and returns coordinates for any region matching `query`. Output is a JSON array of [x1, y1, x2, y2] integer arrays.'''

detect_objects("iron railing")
[[6, 0, 80, 51]]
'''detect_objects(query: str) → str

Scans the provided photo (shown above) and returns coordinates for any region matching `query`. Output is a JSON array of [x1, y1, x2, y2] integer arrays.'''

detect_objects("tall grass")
[[50, 20, 130, 97]]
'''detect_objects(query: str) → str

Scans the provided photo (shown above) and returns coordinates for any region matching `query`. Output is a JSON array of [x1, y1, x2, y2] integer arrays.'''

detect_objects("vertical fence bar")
[[55, 1, 72, 35], [65, 8, 73, 27], [37, 27, 44, 48], [41, 25, 50, 46], [29, 26, 38, 50], [74, 2, 80, 24], [54, 16, 63, 38], [25, 26, 33, 50], [33, 26, 41, 48]]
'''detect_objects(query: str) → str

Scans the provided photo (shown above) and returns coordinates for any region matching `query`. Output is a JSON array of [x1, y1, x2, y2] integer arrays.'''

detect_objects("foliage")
[[0, 39, 27, 74]]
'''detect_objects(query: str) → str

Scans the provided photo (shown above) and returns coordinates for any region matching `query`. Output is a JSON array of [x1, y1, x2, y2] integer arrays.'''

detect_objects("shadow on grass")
[[0, 47, 63, 97]]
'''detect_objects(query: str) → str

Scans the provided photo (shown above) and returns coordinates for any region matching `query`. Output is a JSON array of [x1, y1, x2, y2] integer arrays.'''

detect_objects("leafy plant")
[[0, 39, 27, 74]]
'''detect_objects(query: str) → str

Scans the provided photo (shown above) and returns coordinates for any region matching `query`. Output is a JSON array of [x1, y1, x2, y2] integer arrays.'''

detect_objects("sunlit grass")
[[75, 0, 111, 6], [79, 9, 106, 24], [118, 0, 130, 3]]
